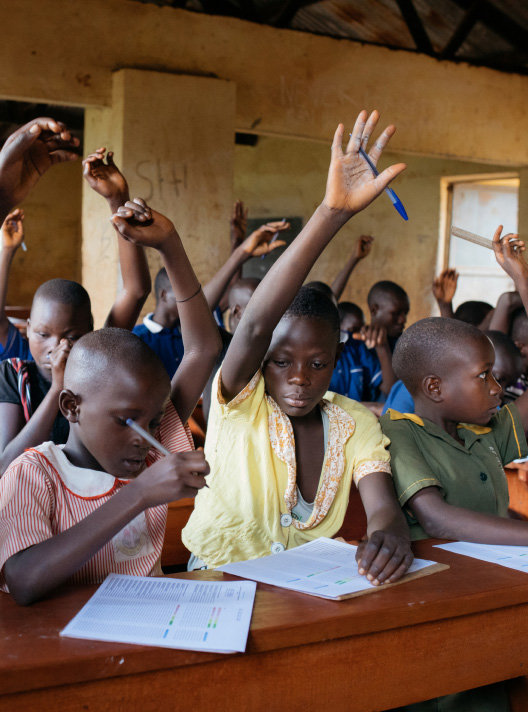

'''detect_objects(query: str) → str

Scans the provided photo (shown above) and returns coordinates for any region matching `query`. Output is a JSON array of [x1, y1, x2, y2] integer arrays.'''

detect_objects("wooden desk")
[[2, 540, 528, 712], [506, 462, 528, 519]]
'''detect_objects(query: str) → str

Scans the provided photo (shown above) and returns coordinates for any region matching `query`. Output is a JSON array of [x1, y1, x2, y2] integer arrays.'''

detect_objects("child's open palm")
[[1, 209, 24, 249], [241, 220, 289, 257], [324, 110, 406, 216], [83, 148, 128, 202]]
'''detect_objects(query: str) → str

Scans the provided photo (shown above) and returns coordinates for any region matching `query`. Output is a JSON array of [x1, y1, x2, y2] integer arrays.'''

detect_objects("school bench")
[[2, 539, 528, 712]]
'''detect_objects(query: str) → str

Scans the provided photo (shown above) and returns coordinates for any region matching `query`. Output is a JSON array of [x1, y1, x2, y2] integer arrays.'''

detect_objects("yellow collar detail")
[[387, 410, 424, 426]]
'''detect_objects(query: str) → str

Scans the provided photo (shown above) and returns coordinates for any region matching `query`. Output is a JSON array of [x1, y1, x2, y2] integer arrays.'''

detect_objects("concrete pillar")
[[83, 69, 236, 327]]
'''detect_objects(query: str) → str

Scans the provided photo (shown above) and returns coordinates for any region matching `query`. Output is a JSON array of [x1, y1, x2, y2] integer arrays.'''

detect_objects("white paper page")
[[219, 537, 436, 599], [435, 541, 528, 573], [61, 574, 256, 653]]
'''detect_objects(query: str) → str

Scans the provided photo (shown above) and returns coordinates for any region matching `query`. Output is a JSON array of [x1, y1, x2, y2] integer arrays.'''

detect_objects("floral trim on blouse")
[[267, 396, 356, 531]]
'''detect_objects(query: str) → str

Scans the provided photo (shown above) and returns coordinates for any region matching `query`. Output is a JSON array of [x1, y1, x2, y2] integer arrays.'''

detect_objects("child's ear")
[[26, 318, 31, 336], [370, 304, 378, 318], [422, 375, 442, 402], [60, 389, 81, 422]]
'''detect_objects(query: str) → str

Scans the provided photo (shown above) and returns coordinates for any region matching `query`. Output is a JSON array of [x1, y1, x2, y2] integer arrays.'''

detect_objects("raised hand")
[[111, 198, 176, 249], [354, 234, 374, 261], [323, 110, 406, 217], [353, 323, 388, 350], [1, 209, 25, 250], [230, 200, 248, 251], [492, 225, 527, 282], [83, 148, 128, 206], [0, 118, 80, 218], [432, 268, 458, 304], [241, 220, 289, 258]]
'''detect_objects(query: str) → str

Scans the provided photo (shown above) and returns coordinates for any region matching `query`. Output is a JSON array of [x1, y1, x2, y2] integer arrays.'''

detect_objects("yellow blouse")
[[182, 369, 391, 568]]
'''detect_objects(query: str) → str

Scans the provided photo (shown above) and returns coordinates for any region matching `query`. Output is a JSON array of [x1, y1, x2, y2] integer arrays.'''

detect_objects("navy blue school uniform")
[[329, 338, 383, 402], [0, 322, 32, 361], [133, 313, 184, 379]]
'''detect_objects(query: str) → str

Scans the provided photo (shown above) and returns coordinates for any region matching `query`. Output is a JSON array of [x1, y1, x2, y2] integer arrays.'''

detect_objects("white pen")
[[125, 418, 170, 456]]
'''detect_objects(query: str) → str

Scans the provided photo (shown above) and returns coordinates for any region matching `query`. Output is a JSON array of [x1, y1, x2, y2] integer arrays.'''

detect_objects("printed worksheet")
[[435, 541, 528, 572], [219, 537, 440, 599], [61, 574, 256, 653]]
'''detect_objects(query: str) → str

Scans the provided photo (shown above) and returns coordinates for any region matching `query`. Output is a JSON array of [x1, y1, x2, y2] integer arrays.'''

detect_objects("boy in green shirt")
[[381, 226, 528, 544]]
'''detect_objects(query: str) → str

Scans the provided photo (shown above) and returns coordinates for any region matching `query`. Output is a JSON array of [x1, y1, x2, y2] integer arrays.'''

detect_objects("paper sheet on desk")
[[61, 574, 256, 653], [435, 541, 528, 573], [219, 538, 444, 600]]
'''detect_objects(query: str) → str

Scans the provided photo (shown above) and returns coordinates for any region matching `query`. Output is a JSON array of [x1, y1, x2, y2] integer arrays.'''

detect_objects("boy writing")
[[0, 198, 221, 605], [183, 110, 413, 585]]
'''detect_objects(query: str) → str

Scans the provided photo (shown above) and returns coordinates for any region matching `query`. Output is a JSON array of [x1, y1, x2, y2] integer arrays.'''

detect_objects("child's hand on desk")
[[1, 209, 25, 250], [230, 200, 248, 251], [135, 450, 210, 506], [356, 531, 413, 586], [323, 110, 406, 217], [240, 220, 289, 258], [492, 226, 527, 283], [111, 198, 175, 249], [0, 118, 79, 215], [83, 148, 129, 207], [432, 269, 458, 304]]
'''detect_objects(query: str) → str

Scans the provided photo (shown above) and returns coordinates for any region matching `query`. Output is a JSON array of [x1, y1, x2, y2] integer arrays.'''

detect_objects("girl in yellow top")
[[183, 110, 413, 585]]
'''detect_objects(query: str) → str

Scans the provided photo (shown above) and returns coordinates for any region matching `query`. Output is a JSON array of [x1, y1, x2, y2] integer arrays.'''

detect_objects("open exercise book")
[[61, 575, 256, 654], [219, 537, 447, 600], [435, 541, 528, 573]]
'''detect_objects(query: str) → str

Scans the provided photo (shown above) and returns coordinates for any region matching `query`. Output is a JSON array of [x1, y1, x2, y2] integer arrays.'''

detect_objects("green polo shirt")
[[380, 403, 528, 540]]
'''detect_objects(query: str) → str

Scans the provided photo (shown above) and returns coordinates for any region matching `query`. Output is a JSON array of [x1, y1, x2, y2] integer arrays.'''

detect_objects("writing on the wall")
[[134, 160, 188, 202]]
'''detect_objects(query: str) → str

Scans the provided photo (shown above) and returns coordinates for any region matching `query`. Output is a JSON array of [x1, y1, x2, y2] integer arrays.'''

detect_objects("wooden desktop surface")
[[2, 539, 528, 712]]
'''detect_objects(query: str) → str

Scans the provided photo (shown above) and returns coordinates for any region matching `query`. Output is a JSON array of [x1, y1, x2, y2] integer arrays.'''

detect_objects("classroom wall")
[[1, 0, 526, 319], [6, 161, 82, 307], [234, 137, 507, 325]]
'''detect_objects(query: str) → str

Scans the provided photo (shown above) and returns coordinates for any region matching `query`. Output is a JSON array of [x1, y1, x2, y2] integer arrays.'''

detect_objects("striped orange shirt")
[[0, 400, 193, 592]]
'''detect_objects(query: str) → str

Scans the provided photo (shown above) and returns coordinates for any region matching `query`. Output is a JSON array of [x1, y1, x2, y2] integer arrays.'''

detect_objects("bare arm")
[[111, 201, 222, 424], [218, 200, 248, 312], [4, 451, 208, 605], [0, 341, 72, 473], [356, 325, 396, 395], [82, 149, 151, 330], [432, 269, 458, 319], [0, 210, 25, 347], [331, 235, 373, 300], [488, 291, 522, 333], [221, 113, 406, 401], [355, 472, 413, 584], [492, 227, 528, 430], [409, 486, 528, 544], [202, 221, 288, 310]]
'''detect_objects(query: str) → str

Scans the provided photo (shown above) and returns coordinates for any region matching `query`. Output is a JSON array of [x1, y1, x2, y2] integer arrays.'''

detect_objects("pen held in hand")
[[260, 219, 286, 260], [357, 147, 408, 221], [125, 418, 209, 486], [125, 418, 171, 456]]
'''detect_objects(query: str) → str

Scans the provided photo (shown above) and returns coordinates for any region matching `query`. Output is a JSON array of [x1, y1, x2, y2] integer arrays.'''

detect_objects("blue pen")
[[357, 146, 408, 221]]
